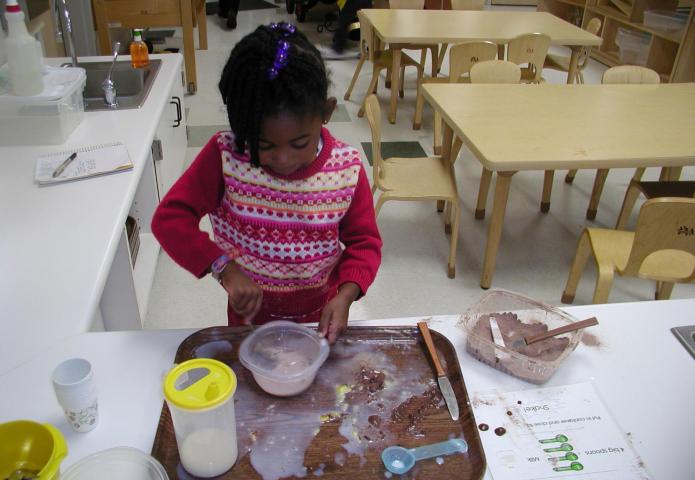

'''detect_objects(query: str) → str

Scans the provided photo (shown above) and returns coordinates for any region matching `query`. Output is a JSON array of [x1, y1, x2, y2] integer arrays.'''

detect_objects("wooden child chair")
[[92, 0, 207, 94], [543, 17, 602, 84], [364, 94, 461, 278], [412, 41, 498, 154], [562, 197, 695, 304], [388, 0, 439, 79], [465, 60, 522, 220], [506, 32, 551, 83], [351, 11, 425, 116], [615, 178, 695, 230], [434, 0, 486, 74], [563, 65, 661, 219]]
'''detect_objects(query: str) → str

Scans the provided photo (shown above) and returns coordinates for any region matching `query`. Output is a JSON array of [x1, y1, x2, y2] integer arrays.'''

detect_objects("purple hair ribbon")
[[268, 22, 297, 80]]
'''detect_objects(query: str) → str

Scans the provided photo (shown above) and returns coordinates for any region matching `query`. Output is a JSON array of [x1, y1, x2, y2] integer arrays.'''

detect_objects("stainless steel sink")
[[672, 325, 695, 359], [64, 60, 161, 111]]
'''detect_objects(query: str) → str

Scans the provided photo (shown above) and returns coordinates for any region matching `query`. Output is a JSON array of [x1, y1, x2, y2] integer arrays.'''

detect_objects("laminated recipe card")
[[35, 142, 133, 185], [470, 382, 650, 480]]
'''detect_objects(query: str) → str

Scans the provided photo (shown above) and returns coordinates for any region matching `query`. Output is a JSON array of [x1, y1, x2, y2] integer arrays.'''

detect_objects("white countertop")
[[0, 54, 183, 375], [1, 299, 693, 479]]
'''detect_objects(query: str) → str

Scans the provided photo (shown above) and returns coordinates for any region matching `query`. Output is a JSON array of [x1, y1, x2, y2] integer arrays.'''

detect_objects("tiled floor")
[[144, 2, 694, 330]]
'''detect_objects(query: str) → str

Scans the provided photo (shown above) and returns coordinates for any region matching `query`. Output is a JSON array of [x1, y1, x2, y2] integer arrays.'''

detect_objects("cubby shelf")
[[538, 0, 695, 81]]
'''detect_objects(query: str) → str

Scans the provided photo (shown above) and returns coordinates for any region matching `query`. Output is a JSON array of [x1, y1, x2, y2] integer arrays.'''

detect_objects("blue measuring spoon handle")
[[409, 439, 468, 461]]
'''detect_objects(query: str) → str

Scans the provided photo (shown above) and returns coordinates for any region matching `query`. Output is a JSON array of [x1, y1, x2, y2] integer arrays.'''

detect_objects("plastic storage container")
[[61, 447, 168, 480], [0, 66, 85, 145], [164, 358, 238, 478], [459, 289, 584, 384], [643, 10, 688, 33], [615, 27, 651, 66], [239, 320, 329, 397]]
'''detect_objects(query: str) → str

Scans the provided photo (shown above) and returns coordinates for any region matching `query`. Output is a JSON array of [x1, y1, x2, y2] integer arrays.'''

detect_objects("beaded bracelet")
[[210, 253, 235, 283]]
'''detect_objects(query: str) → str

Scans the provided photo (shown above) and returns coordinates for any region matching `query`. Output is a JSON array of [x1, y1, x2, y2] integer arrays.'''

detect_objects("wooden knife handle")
[[418, 321, 445, 377], [525, 317, 599, 345]]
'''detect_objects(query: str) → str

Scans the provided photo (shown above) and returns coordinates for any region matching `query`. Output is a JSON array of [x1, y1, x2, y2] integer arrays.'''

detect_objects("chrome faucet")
[[55, 0, 79, 67]]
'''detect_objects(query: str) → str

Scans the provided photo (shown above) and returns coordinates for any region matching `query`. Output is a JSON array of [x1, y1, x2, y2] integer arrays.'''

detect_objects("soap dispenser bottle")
[[130, 29, 149, 68], [4, 0, 44, 96]]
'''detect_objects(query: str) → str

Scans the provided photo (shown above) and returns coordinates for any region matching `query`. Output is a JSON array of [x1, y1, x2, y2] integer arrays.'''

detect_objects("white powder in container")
[[179, 427, 238, 477]]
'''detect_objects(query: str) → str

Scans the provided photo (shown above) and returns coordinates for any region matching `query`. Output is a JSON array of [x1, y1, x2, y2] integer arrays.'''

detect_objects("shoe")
[[226, 13, 237, 29], [317, 44, 359, 60]]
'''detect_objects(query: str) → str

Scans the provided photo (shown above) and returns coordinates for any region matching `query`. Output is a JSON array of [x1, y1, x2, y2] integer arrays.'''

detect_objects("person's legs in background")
[[319, 0, 372, 59], [218, 0, 241, 29]]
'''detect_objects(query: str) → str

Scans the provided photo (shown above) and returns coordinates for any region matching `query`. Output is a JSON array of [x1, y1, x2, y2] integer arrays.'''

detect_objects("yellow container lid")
[[163, 359, 237, 411]]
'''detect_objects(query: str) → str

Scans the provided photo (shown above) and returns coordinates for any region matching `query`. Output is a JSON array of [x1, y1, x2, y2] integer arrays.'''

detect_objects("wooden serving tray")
[[151, 326, 486, 479]]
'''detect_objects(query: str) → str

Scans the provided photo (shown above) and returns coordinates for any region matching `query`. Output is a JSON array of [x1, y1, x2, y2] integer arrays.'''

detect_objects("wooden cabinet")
[[538, 0, 695, 82]]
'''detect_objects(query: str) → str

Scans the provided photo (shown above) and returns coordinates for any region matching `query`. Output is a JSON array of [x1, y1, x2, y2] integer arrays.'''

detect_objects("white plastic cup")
[[52, 358, 99, 433]]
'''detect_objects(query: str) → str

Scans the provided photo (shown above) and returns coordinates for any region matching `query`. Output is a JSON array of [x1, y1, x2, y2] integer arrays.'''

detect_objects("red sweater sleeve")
[[151, 134, 226, 278], [335, 166, 382, 297]]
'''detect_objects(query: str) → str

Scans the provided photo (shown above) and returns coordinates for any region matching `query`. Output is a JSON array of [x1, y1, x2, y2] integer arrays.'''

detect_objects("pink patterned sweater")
[[151, 128, 382, 325]]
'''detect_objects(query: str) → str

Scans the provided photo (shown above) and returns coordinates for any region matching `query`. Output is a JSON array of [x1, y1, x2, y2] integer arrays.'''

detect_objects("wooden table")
[[360, 9, 602, 123], [422, 82, 695, 288]]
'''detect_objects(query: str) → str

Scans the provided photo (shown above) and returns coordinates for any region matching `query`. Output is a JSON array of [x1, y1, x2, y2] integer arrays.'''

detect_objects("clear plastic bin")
[[458, 289, 583, 384], [615, 27, 650, 66], [644, 10, 688, 33], [0, 66, 85, 145]]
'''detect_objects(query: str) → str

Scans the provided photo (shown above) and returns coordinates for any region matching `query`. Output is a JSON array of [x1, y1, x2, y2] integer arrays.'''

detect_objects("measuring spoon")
[[381, 438, 468, 474], [539, 434, 569, 444], [553, 461, 584, 472], [551, 452, 579, 461], [543, 442, 574, 453]]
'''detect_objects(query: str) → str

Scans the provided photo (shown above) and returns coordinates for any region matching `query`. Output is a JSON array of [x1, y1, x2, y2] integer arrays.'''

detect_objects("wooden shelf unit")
[[538, 0, 695, 81]]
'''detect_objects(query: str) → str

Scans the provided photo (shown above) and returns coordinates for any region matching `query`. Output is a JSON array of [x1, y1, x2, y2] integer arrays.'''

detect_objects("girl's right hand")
[[220, 262, 263, 324]]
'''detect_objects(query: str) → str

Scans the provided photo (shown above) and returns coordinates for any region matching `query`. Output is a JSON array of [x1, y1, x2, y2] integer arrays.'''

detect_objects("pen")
[[52, 152, 77, 178]]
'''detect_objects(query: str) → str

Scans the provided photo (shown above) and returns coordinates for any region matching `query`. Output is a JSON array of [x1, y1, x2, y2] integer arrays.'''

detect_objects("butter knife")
[[417, 322, 460, 421]]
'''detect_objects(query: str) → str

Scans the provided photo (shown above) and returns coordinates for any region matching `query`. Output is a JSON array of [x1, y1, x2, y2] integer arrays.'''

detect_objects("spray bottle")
[[4, 0, 43, 96]]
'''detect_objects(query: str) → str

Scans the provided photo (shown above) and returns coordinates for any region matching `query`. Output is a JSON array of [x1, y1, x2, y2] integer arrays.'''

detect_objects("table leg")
[[441, 122, 454, 164], [660, 167, 683, 181], [481, 171, 515, 289], [196, 0, 208, 50], [475, 168, 492, 220], [389, 47, 402, 124], [437, 122, 455, 212], [586, 168, 608, 220], [541, 170, 554, 213], [567, 47, 580, 84]]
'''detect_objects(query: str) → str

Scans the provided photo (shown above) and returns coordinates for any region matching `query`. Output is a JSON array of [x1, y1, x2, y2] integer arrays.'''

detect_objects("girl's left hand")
[[319, 282, 361, 344]]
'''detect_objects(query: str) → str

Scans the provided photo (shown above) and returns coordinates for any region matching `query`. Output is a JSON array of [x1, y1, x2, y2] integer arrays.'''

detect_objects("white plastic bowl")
[[239, 321, 329, 396], [61, 447, 168, 480]]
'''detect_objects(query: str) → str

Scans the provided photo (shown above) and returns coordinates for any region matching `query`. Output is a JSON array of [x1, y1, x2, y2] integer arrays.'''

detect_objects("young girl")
[[151, 23, 382, 343]]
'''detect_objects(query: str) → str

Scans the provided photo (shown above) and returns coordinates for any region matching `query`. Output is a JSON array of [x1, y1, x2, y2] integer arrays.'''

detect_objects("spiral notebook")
[[35, 142, 133, 185]]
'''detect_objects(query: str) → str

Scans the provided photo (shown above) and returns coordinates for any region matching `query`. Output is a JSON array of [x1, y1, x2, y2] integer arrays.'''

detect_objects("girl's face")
[[257, 99, 336, 176]]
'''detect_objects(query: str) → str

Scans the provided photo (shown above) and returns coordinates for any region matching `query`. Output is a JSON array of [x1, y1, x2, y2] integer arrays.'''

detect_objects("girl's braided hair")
[[218, 23, 329, 167]]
